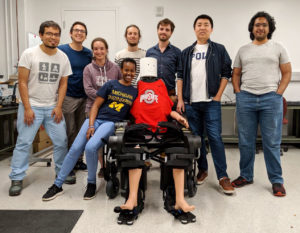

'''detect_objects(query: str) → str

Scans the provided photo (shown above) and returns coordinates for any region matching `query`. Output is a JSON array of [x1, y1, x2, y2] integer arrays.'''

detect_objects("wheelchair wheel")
[[187, 179, 197, 197], [106, 177, 120, 199]]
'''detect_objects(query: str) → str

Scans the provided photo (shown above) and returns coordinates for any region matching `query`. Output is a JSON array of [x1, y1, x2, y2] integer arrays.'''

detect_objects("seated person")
[[116, 57, 195, 224], [42, 58, 138, 201]]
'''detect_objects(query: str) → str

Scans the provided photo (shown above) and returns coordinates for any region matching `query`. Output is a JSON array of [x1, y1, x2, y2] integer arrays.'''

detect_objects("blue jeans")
[[9, 104, 68, 180], [54, 119, 115, 187], [236, 91, 283, 184], [185, 101, 228, 179]]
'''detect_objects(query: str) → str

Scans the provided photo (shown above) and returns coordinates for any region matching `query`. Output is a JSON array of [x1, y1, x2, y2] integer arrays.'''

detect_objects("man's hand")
[[51, 107, 63, 123], [24, 108, 35, 126], [176, 99, 185, 114], [86, 128, 95, 140], [212, 95, 221, 102]]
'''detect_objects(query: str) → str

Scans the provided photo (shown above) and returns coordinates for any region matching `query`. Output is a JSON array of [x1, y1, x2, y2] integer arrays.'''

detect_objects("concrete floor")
[[0, 147, 299, 233]]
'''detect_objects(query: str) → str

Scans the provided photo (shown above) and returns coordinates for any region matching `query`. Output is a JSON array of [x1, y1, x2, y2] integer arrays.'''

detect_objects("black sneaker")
[[231, 176, 253, 188], [74, 160, 87, 171], [42, 184, 63, 201], [272, 183, 286, 197], [83, 183, 96, 200]]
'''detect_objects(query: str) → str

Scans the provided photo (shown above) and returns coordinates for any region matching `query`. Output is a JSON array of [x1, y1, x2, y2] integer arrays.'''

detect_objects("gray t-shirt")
[[233, 41, 290, 95]]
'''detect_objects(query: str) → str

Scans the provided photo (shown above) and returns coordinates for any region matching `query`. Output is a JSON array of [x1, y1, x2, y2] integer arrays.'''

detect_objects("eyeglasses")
[[72, 29, 86, 34], [44, 32, 60, 37], [254, 23, 268, 28]]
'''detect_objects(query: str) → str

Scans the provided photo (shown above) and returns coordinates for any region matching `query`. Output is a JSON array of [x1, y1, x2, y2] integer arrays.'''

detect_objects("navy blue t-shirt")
[[96, 80, 137, 122], [58, 44, 92, 98]]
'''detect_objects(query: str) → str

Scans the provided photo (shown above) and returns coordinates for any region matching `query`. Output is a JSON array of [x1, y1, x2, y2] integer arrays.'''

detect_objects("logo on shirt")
[[192, 52, 207, 60], [109, 102, 124, 112], [38, 62, 60, 83], [140, 90, 158, 104]]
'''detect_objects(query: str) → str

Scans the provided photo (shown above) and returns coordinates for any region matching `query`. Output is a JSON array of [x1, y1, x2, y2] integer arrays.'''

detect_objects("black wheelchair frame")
[[103, 121, 201, 211]]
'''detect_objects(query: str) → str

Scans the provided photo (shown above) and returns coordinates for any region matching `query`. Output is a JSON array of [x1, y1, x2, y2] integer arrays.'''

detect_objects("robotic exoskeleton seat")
[[104, 120, 201, 223]]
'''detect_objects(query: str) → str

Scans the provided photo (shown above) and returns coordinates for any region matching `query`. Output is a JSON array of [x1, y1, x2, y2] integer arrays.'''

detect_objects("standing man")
[[9, 21, 72, 196], [177, 14, 234, 194], [231, 11, 291, 197], [59, 22, 92, 179], [146, 18, 181, 100], [115, 24, 146, 87]]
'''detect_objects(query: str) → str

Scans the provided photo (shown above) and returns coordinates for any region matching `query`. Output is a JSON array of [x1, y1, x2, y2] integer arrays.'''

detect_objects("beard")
[[126, 39, 138, 47], [158, 34, 169, 42], [128, 42, 138, 47], [159, 38, 168, 42], [254, 31, 268, 41], [44, 44, 57, 49], [255, 35, 267, 41]]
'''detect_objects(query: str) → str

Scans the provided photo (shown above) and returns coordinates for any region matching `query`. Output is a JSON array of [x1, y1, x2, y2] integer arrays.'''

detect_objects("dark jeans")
[[185, 101, 228, 179]]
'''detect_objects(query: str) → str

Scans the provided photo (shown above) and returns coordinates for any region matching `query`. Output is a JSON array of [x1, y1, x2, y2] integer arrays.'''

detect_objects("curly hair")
[[248, 11, 276, 40]]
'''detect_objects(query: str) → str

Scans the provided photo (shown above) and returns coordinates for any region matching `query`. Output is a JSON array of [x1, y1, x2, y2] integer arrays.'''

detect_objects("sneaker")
[[272, 183, 286, 197], [42, 184, 63, 201], [231, 176, 253, 188], [98, 168, 104, 178], [64, 170, 76, 185], [9, 180, 23, 196], [196, 170, 208, 185], [145, 161, 152, 171], [83, 183, 96, 200], [219, 177, 235, 194], [74, 160, 87, 171], [145, 161, 152, 167]]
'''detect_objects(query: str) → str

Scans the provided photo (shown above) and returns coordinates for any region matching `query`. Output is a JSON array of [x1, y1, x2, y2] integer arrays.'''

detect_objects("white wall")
[[1, 0, 300, 83], [18, 0, 300, 69]]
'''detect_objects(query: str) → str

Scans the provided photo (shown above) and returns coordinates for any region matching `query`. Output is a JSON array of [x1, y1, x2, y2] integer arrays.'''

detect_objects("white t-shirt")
[[18, 45, 72, 107], [190, 43, 211, 102], [115, 48, 146, 87], [233, 41, 290, 95]]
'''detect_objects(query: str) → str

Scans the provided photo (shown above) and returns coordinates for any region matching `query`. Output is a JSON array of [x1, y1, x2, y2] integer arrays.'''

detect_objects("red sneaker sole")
[[274, 192, 286, 197]]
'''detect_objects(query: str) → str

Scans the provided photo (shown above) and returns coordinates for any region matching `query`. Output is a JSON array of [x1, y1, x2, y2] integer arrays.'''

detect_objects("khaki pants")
[[62, 96, 86, 149]]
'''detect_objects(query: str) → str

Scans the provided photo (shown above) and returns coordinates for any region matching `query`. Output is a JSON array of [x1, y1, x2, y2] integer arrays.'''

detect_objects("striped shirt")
[[115, 48, 146, 88]]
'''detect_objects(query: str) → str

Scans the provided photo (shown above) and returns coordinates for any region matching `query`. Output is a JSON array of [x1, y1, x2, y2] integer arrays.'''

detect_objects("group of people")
[[8, 10, 291, 224]]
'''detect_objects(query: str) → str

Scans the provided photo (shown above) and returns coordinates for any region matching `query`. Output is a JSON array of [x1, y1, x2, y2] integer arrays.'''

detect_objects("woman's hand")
[[86, 127, 95, 140]]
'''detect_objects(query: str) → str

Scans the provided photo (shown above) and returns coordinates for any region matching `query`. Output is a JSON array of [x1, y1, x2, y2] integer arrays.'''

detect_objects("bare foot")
[[175, 199, 195, 212], [120, 199, 137, 210]]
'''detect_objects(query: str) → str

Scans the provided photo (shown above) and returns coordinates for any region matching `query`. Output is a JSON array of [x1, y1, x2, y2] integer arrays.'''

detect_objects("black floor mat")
[[0, 210, 83, 233]]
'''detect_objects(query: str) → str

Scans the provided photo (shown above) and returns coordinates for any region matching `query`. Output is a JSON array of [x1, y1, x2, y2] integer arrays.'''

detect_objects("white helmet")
[[139, 57, 157, 78]]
